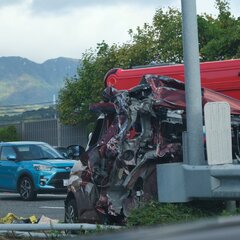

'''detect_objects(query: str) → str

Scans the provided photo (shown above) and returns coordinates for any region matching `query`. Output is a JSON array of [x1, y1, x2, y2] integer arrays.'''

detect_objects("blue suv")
[[0, 141, 76, 200]]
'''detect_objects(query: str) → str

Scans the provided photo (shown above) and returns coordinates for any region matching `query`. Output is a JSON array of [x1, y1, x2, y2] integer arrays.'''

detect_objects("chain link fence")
[[0, 119, 89, 148]]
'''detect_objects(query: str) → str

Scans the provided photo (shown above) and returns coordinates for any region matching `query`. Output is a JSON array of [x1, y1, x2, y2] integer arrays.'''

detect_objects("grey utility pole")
[[181, 0, 205, 165]]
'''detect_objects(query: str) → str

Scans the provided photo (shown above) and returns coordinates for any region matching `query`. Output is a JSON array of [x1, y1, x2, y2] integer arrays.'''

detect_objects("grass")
[[126, 200, 230, 226]]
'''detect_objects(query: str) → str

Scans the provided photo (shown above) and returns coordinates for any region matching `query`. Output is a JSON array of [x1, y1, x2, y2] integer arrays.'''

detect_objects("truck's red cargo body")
[[104, 59, 240, 100]]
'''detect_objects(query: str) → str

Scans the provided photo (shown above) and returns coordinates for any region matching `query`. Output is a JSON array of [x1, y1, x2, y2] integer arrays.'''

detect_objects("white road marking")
[[39, 206, 64, 209]]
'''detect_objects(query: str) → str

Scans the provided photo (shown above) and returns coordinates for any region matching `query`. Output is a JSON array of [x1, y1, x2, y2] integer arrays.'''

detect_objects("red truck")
[[104, 59, 240, 100]]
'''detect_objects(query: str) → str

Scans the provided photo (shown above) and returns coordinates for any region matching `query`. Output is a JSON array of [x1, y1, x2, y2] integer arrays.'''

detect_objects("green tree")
[[199, 0, 240, 60], [152, 8, 183, 63], [58, 7, 184, 124], [58, 42, 121, 124], [58, 0, 239, 125], [0, 126, 19, 141]]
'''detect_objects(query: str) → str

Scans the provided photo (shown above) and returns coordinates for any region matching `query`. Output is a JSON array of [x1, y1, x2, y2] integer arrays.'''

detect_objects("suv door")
[[0, 146, 18, 191]]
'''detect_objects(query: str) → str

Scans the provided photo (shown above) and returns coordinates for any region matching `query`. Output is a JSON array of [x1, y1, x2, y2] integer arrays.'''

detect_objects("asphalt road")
[[0, 192, 66, 222]]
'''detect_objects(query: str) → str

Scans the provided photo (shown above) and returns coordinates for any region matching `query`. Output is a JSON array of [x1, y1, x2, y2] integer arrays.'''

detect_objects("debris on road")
[[38, 215, 59, 224], [0, 213, 37, 224]]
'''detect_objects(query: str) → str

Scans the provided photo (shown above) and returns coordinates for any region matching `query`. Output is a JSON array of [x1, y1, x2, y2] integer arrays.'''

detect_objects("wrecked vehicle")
[[64, 74, 240, 225]]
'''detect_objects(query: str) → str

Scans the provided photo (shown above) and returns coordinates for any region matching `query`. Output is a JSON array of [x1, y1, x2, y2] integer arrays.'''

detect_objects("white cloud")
[[29, 0, 167, 14], [0, 2, 155, 62], [0, 0, 24, 7], [0, 0, 239, 63]]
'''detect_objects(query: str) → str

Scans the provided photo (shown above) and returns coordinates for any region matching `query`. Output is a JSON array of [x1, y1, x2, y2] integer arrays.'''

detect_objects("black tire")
[[65, 198, 79, 223], [19, 176, 37, 201], [65, 198, 80, 234]]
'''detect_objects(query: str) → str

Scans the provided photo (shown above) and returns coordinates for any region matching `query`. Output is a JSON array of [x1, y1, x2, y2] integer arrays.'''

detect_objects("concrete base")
[[157, 163, 240, 202]]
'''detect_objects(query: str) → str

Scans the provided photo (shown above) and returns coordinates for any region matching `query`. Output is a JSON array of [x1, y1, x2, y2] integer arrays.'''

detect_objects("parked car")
[[54, 145, 85, 159], [0, 141, 76, 200], [53, 146, 70, 158], [67, 145, 85, 160]]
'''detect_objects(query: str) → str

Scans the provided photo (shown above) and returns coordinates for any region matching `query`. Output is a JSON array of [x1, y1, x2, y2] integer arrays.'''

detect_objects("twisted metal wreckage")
[[65, 74, 240, 224]]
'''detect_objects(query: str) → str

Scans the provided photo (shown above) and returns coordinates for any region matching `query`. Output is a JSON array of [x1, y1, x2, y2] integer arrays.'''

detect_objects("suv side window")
[[0, 146, 16, 161]]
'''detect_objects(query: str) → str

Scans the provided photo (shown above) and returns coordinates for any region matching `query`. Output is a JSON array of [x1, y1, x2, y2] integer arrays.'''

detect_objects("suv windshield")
[[13, 143, 63, 160]]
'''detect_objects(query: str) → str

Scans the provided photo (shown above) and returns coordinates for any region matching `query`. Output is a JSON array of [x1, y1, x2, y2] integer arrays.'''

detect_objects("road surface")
[[0, 192, 66, 222]]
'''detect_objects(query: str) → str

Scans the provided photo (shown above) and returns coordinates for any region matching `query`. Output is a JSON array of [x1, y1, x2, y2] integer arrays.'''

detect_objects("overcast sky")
[[0, 0, 239, 63]]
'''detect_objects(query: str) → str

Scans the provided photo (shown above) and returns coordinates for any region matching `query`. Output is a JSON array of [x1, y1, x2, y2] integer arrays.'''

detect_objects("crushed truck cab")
[[65, 60, 240, 225]]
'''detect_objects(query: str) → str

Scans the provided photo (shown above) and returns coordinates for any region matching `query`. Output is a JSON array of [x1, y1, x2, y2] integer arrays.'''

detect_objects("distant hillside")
[[0, 56, 80, 107]]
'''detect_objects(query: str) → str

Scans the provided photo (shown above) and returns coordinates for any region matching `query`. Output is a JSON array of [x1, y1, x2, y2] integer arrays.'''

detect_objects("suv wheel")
[[19, 176, 37, 201], [65, 198, 79, 223]]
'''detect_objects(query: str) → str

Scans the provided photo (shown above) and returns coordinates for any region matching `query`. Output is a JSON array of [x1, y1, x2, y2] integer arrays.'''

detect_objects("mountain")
[[0, 56, 80, 106]]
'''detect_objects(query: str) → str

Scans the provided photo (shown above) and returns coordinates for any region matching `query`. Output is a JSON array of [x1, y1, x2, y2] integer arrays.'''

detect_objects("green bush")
[[0, 126, 20, 142], [127, 201, 226, 226]]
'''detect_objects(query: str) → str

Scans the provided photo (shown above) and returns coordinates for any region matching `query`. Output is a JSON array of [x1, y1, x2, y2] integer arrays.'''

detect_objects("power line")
[[0, 101, 54, 108]]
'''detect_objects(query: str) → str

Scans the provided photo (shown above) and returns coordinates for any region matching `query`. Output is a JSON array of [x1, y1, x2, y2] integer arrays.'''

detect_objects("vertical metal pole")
[[21, 120, 25, 140], [181, 0, 205, 165], [53, 94, 57, 119], [57, 119, 61, 147]]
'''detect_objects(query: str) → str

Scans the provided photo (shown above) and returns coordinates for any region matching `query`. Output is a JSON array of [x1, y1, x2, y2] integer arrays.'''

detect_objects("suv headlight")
[[33, 164, 53, 171]]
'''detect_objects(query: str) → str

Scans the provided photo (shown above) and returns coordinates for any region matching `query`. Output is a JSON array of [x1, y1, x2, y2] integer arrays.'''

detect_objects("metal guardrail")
[[0, 223, 122, 239], [0, 223, 122, 231], [2, 216, 240, 240]]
